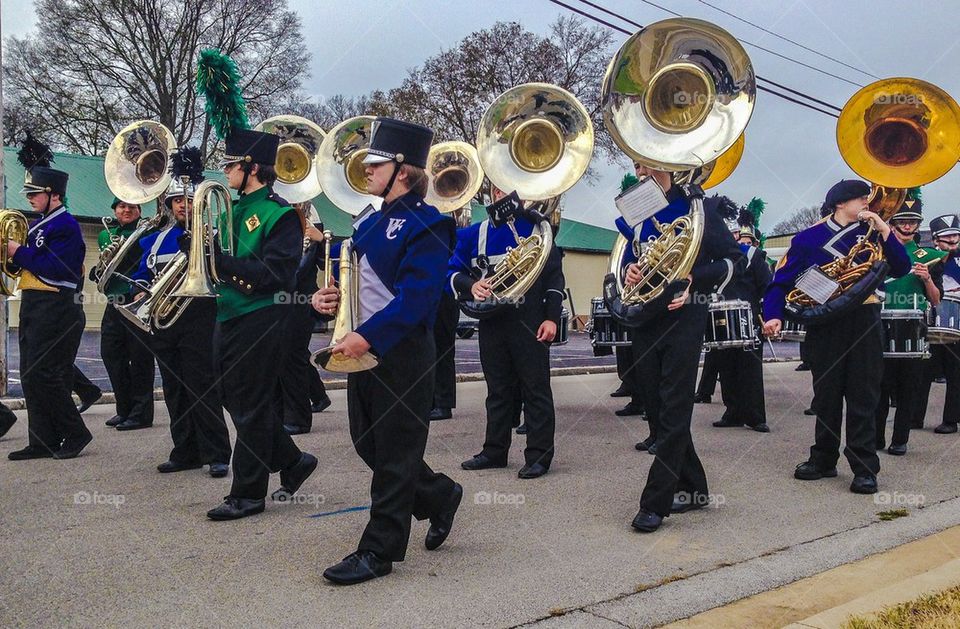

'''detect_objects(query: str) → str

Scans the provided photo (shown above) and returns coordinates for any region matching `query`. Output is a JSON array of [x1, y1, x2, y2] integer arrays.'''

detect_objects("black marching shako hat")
[[362, 117, 434, 169], [221, 129, 280, 167], [930, 214, 960, 238], [17, 132, 68, 196]]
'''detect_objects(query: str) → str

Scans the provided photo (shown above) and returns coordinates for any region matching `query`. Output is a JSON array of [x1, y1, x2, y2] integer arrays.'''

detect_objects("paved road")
[[4, 329, 801, 398], [0, 363, 955, 628]]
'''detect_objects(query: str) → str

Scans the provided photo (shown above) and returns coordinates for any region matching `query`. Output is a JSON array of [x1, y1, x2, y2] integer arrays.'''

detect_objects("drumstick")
[[758, 314, 778, 360]]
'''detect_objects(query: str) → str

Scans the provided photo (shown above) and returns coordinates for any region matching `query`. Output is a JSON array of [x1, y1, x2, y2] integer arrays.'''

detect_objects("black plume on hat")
[[170, 146, 205, 184], [17, 132, 53, 170], [737, 207, 756, 229], [704, 194, 738, 221]]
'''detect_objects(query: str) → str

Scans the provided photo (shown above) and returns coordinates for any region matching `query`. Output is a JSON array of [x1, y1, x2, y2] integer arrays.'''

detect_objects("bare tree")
[[4, 0, 308, 159], [771, 205, 823, 235], [282, 93, 388, 131]]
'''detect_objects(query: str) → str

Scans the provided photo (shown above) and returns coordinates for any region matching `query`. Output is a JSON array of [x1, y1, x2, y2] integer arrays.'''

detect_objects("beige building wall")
[[561, 250, 610, 323]]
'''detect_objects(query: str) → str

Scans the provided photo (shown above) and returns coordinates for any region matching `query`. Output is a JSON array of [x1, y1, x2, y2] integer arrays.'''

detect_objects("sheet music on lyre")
[[795, 266, 840, 305], [615, 178, 670, 227]]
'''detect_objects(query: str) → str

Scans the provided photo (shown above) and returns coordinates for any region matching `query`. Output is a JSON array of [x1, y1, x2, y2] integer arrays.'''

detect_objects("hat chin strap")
[[379, 162, 401, 200]]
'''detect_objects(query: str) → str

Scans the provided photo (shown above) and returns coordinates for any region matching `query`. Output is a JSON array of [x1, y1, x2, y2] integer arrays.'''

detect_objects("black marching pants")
[[71, 364, 101, 401], [432, 292, 459, 409], [215, 305, 302, 500], [348, 330, 456, 561], [19, 291, 89, 450], [152, 300, 231, 465], [478, 316, 555, 468], [635, 305, 710, 517], [101, 304, 155, 424], [696, 349, 721, 398], [875, 357, 925, 448], [278, 301, 326, 430], [916, 343, 960, 427], [718, 345, 766, 426], [804, 305, 882, 476]]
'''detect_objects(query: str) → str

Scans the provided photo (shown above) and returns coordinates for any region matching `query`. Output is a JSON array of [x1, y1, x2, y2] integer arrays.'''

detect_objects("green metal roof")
[[1, 147, 618, 250]]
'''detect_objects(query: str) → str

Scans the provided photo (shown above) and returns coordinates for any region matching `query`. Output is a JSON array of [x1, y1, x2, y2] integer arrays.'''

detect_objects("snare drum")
[[926, 295, 960, 344], [881, 309, 928, 358], [779, 319, 806, 342], [555, 308, 570, 345], [588, 297, 631, 347], [704, 300, 757, 351]]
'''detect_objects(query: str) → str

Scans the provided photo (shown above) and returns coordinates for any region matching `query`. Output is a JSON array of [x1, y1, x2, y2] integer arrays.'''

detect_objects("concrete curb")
[[0, 356, 799, 411], [523, 496, 960, 628]]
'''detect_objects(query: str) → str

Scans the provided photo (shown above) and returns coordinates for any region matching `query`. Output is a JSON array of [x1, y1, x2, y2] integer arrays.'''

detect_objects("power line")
[[696, 0, 881, 80], [546, 0, 840, 118]]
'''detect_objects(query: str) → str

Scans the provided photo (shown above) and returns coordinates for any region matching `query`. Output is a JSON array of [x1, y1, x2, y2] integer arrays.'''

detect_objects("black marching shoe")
[[694, 393, 712, 404], [283, 424, 311, 435], [803, 408, 816, 416], [515, 423, 528, 434], [671, 492, 707, 514], [209, 463, 230, 478], [748, 422, 771, 433], [615, 402, 645, 417], [634, 436, 655, 452], [461, 453, 507, 471], [935, 422, 958, 434], [425, 483, 463, 550], [311, 397, 332, 413], [610, 385, 631, 398], [712, 418, 744, 428], [271, 452, 319, 502], [207, 496, 266, 520], [795, 362, 810, 371], [850, 475, 878, 494], [8, 445, 56, 461], [76, 389, 103, 413], [105, 415, 126, 427], [518, 462, 548, 479], [115, 418, 152, 431], [631, 509, 663, 532], [323, 550, 392, 585], [0, 406, 16, 439], [53, 433, 93, 459], [428, 407, 453, 421], [887, 443, 907, 456], [157, 460, 202, 473], [647, 441, 658, 456], [794, 461, 838, 480]]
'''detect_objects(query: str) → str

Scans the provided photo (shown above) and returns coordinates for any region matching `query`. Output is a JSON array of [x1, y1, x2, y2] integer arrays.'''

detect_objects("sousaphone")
[[255, 115, 325, 203]]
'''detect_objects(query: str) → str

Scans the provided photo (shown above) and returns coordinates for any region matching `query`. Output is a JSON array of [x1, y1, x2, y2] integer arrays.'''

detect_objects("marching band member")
[[278, 201, 331, 435], [451, 186, 565, 479], [873, 198, 943, 455], [713, 209, 771, 433], [613, 174, 646, 420], [96, 197, 156, 431], [313, 118, 463, 585], [204, 128, 317, 520], [763, 180, 911, 494], [129, 148, 232, 478], [428, 290, 460, 421], [624, 166, 745, 533], [916, 215, 960, 435], [7, 135, 91, 460]]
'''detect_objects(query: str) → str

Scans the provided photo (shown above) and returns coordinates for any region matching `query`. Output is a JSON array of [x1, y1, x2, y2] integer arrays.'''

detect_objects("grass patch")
[[877, 509, 909, 522], [842, 583, 960, 628]]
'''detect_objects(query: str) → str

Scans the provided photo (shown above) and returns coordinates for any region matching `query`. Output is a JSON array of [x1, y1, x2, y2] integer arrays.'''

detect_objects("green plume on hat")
[[620, 173, 639, 193], [196, 49, 250, 140]]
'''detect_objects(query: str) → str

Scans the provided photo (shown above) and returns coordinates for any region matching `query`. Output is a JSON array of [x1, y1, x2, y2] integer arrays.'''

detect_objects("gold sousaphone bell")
[[255, 114, 325, 203], [104, 120, 176, 205], [425, 141, 484, 214], [600, 17, 755, 315]]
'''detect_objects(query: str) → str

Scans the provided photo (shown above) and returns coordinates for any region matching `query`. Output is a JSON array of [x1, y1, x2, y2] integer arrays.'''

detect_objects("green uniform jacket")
[[883, 239, 946, 310], [215, 186, 299, 322], [96, 222, 142, 297]]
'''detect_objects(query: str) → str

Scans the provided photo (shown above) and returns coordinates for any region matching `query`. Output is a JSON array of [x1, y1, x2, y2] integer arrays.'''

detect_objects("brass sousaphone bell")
[[425, 140, 484, 215], [785, 78, 960, 321], [600, 18, 755, 325], [255, 115, 326, 203], [464, 82, 594, 318]]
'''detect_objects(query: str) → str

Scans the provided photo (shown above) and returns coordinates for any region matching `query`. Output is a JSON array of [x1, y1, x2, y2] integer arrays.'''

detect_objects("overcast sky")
[[4, 0, 960, 232]]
